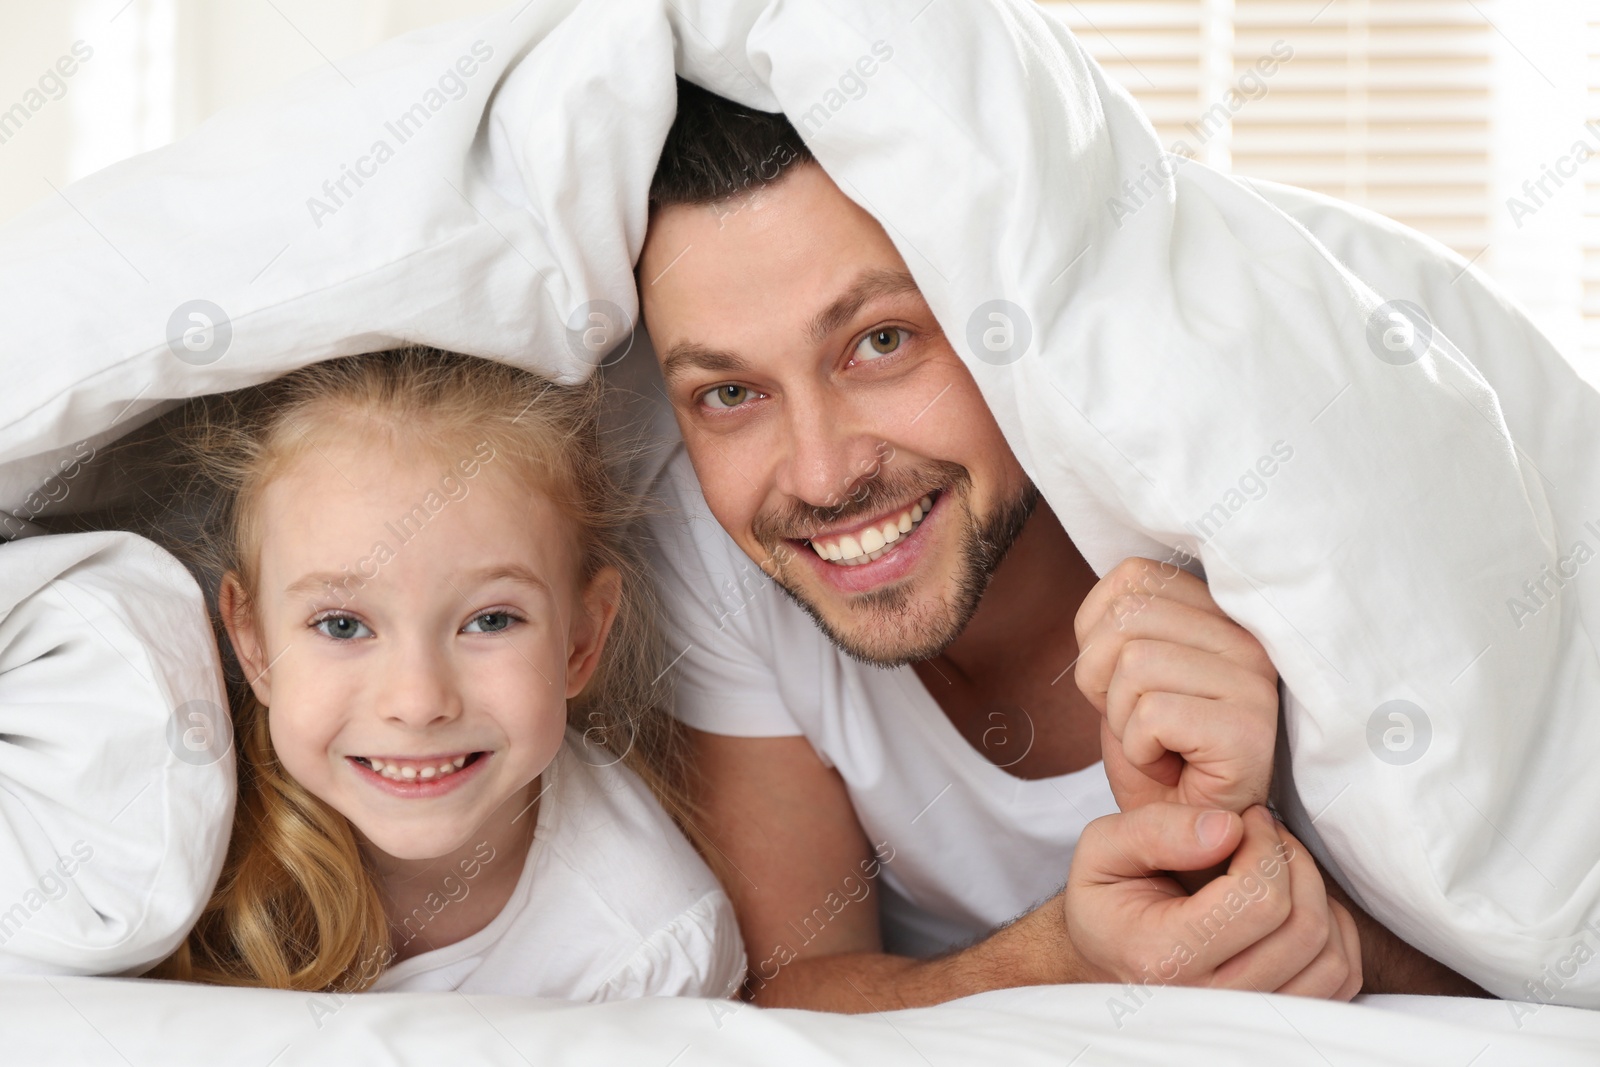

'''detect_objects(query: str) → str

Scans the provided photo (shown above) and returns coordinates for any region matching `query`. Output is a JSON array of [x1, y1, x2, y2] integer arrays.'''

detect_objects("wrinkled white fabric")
[[6, 978, 1600, 1067], [0, 0, 1597, 1003], [0, 532, 231, 975]]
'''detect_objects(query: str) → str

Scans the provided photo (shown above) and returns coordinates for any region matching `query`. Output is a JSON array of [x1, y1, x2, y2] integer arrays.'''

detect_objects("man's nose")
[[775, 388, 889, 515], [379, 638, 463, 730]]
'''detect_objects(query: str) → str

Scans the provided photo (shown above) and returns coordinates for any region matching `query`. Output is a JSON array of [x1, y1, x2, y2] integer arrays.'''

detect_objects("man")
[[636, 81, 1476, 1012]]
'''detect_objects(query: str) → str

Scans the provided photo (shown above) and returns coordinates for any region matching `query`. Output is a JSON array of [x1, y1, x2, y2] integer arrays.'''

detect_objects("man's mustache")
[[751, 461, 970, 545]]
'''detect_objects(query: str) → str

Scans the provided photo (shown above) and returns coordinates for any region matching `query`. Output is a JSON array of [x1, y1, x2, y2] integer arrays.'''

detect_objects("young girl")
[[147, 347, 745, 998]]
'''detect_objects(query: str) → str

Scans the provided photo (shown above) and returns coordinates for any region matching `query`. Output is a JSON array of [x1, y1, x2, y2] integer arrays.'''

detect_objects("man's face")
[[640, 163, 1036, 666]]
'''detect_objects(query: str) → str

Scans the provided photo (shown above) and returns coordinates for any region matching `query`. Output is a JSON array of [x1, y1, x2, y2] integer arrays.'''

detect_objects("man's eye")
[[700, 384, 752, 410], [463, 611, 517, 634], [854, 327, 904, 361], [313, 615, 372, 641]]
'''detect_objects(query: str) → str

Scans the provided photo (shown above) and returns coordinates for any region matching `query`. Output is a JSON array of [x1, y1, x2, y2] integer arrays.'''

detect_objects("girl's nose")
[[380, 642, 463, 729]]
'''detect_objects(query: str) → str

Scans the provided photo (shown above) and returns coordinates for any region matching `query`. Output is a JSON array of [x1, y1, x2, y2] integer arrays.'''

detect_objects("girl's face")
[[221, 431, 618, 862]]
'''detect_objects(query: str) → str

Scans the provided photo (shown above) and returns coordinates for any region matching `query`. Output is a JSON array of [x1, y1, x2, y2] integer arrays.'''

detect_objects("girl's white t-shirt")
[[370, 731, 746, 999], [646, 448, 1121, 959]]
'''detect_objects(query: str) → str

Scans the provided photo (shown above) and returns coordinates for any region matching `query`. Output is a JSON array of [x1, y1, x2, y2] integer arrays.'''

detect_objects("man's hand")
[[686, 729, 1365, 1010], [1065, 803, 1362, 1000], [1074, 557, 1279, 813]]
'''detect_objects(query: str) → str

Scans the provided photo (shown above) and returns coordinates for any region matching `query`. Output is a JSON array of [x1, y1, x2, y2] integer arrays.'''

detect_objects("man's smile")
[[783, 488, 949, 597], [804, 489, 940, 566]]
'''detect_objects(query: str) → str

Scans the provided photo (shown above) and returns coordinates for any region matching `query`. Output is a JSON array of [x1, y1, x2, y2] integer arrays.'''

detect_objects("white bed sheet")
[[4, 978, 1595, 1066]]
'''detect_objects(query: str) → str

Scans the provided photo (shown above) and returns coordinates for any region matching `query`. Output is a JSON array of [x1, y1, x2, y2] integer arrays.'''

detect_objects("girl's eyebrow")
[[460, 564, 555, 598], [282, 564, 553, 601], [284, 571, 356, 599]]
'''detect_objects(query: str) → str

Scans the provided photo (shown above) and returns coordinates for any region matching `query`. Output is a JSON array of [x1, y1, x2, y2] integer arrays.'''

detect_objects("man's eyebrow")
[[660, 342, 752, 385], [806, 268, 922, 344], [658, 268, 923, 386]]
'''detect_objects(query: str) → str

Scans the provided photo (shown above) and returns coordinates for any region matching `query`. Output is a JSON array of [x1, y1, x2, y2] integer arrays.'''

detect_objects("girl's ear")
[[566, 565, 622, 700], [219, 571, 273, 706]]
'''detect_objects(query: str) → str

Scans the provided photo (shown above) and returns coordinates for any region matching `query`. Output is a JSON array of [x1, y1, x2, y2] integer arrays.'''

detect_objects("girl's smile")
[[346, 750, 492, 798]]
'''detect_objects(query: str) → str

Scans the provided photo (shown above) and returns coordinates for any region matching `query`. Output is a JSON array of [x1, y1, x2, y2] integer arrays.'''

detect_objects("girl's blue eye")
[[700, 384, 752, 410], [314, 615, 371, 640], [463, 611, 516, 634], [854, 327, 904, 361]]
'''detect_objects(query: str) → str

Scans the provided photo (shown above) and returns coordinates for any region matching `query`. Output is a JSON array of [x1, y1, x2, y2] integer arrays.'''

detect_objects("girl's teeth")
[[366, 755, 473, 782]]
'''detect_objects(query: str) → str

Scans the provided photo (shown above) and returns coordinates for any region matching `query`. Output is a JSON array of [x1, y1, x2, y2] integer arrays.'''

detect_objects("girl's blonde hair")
[[142, 347, 680, 991]]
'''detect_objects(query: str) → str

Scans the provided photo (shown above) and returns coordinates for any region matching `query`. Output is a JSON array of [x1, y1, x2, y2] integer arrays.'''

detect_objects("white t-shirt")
[[646, 447, 1120, 959], [371, 731, 746, 999]]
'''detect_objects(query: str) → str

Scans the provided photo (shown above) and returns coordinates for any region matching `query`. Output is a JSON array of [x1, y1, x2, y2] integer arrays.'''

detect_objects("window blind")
[[1043, 0, 1494, 258]]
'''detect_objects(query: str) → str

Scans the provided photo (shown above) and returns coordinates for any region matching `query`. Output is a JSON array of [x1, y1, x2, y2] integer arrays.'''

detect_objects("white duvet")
[[1, 0, 1599, 1014]]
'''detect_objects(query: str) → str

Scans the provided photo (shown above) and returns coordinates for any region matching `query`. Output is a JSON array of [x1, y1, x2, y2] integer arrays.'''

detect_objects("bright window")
[[1043, 1, 1600, 385]]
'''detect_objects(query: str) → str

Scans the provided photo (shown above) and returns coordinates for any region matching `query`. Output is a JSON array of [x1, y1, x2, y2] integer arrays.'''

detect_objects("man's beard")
[[751, 461, 1040, 668]]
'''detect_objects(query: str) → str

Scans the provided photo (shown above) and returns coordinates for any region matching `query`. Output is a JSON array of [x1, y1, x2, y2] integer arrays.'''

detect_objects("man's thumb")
[[1078, 803, 1244, 883]]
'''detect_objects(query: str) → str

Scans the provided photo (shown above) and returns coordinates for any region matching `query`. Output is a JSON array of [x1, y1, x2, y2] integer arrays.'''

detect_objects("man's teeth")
[[366, 755, 470, 781], [810, 496, 933, 566]]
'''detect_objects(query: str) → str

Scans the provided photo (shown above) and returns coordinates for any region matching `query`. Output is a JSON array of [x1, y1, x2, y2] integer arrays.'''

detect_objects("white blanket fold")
[[0, 532, 231, 975], [0, 0, 1597, 1004]]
